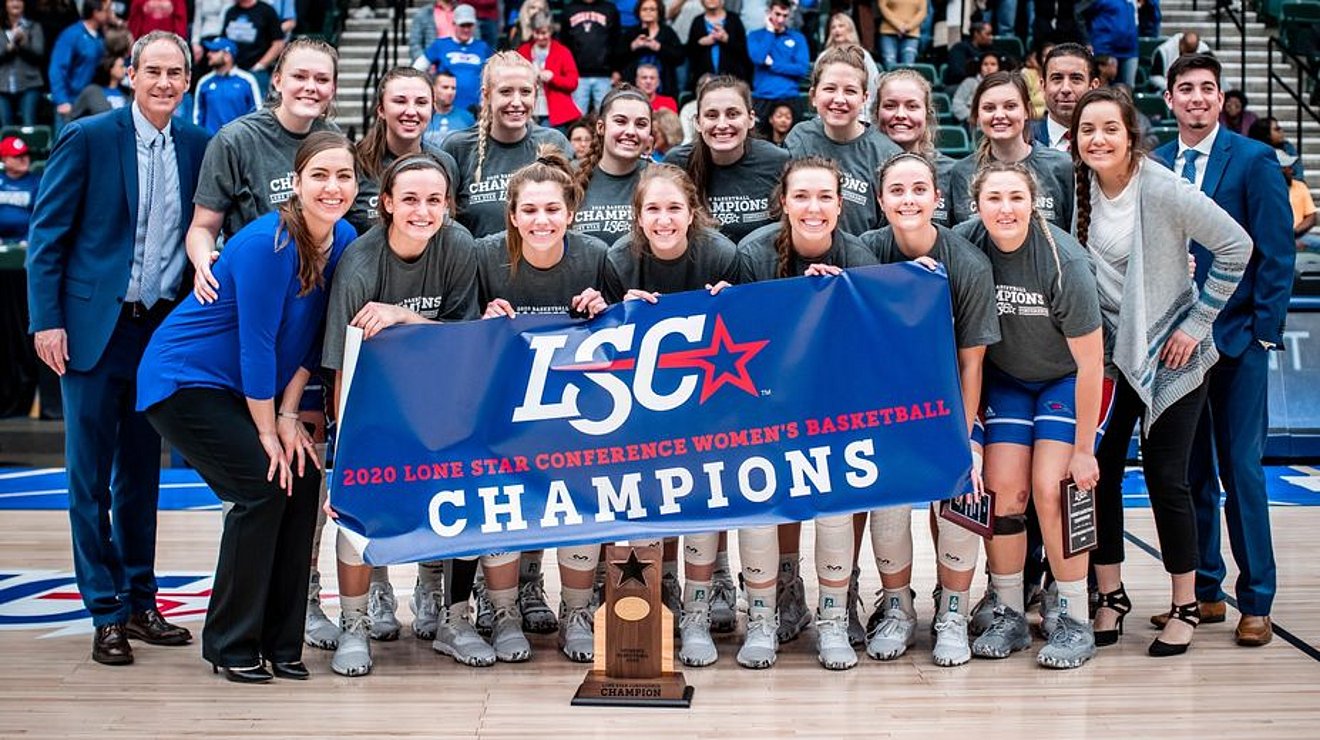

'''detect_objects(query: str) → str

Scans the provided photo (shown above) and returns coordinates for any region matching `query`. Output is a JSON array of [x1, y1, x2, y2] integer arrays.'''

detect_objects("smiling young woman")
[[571, 85, 654, 245]]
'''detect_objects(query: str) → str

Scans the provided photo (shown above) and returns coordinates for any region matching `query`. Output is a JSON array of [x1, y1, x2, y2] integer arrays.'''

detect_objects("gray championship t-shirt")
[[322, 222, 481, 370], [347, 145, 460, 236], [476, 230, 612, 315], [784, 118, 900, 235], [664, 138, 790, 243], [944, 143, 1076, 228], [858, 224, 1001, 349], [573, 162, 647, 245], [443, 125, 573, 238], [954, 219, 1101, 382], [194, 109, 340, 238], [736, 223, 878, 282], [602, 227, 739, 302]]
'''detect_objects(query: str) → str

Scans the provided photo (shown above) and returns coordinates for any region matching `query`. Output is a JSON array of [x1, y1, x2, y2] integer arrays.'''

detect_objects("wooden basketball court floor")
[[1, 506, 1317, 738]]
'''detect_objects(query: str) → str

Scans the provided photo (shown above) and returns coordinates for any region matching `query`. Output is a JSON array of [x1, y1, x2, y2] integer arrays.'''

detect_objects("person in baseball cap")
[[202, 37, 239, 59], [0, 135, 38, 241]]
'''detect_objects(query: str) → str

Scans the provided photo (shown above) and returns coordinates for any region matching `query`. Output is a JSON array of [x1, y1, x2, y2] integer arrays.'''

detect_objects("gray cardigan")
[[1100, 160, 1250, 428]]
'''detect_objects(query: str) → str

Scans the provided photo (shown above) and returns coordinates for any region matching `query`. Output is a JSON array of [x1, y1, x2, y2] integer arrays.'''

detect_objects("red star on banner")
[[657, 316, 768, 403]]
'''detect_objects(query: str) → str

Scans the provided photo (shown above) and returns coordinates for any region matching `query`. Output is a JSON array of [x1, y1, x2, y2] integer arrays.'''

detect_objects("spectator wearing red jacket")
[[517, 11, 580, 128], [127, 0, 186, 38]]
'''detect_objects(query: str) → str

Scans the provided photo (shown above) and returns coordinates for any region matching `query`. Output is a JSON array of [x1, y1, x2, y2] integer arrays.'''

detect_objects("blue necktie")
[[139, 133, 167, 308], [1180, 148, 1199, 185]]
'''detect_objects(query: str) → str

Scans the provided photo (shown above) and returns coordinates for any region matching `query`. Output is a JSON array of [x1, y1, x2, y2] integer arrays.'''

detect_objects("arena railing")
[[360, 0, 410, 134], [1191, 0, 1249, 90], [1267, 36, 1320, 149]]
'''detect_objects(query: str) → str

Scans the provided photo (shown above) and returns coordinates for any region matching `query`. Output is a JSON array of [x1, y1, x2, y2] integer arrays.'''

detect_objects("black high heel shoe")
[[270, 660, 310, 680], [212, 662, 274, 683], [1094, 585, 1132, 647], [1148, 602, 1201, 657]]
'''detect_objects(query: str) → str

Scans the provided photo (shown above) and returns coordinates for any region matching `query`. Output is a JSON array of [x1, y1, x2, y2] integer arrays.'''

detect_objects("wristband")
[[278, 411, 300, 421]]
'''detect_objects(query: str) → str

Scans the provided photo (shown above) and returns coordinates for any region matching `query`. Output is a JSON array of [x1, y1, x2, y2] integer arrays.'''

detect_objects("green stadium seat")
[[936, 125, 972, 158], [1280, 1, 1320, 60], [1134, 92, 1169, 123], [892, 63, 938, 84], [990, 36, 1025, 63], [931, 92, 955, 124], [1138, 37, 1165, 64], [0, 125, 52, 158], [1150, 125, 1179, 147]]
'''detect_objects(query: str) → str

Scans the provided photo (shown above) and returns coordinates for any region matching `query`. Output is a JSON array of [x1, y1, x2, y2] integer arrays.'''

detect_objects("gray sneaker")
[[679, 609, 718, 667], [331, 614, 372, 677], [410, 579, 440, 640], [432, 603, 496, 667], [558, 606, 595, 663], [661, 572, 682, 616], [1038, 582, 1061, 639], [969, 590, 1000, 637], [815, 613, 859, 671], [865, 608, 917, 661], [736, 614, 779, 669], [846, 568, 865, 647], [473, 577, 495, 636], [490, 607, 531, 663], [304, 597, 340, 650], [367, 579, 401, 642], [709, 569, 737, 634], [518, 577, 558, 634], [776, 575, 811, 643], [932, 612, 972, 667], [1037, 615, 1096, 669], [972, 605, 1032, 659]]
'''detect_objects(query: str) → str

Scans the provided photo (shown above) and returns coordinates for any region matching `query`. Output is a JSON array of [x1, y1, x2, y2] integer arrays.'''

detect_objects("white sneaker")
[[815, 612, 859, 670], [866, 608, 917, 661], [411, 579, 440, 640], [709, 569, 737, 634], [846, 568, 866, 647], [432, 603, 496, 667], [558, 606, 595, 663], [490, 607, 531, 662], [304, 597, 340, 650], [518, 577, 558, 634], [736, 614, 779, 669], [367, 579, 401, 641], [679, 609, 718, 667], [331, 614, 372, 677], [932, 612, 972, 667], [776, 575, 811, 643]]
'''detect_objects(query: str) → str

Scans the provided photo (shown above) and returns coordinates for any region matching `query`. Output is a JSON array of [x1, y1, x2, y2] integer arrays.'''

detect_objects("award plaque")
[[572, 545, 693, 708], [1061, 479, 1098, 558], [939, 488, 996, 539]]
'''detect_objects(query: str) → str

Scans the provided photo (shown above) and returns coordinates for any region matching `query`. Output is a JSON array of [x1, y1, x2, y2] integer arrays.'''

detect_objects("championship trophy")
[[572, 545, 693, 707]]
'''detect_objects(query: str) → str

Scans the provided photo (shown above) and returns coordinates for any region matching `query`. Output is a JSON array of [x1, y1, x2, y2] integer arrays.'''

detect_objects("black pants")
[[1093, 375, 1207, 575], [147, 388, 320, 667]]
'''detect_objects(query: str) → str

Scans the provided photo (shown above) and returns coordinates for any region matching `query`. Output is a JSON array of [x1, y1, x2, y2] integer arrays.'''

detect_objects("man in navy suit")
[[1152, 54, 1294, 647], [1034, 43, 1100, 151], [26, 31, 210, 666]]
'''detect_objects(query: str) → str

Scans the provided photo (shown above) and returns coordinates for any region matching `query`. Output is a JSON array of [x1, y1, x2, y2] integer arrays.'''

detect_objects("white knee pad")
[[935, 506, 981, 573], [869, 505, 914, 575], [335, 528, 365, 567], [481, 552, 520, 569], [557, 544, 600, 574], [682, 532, 719, 567], [629, 538, 664, 551], [737, 526, 778, 585], [814, 514, 854, 584]]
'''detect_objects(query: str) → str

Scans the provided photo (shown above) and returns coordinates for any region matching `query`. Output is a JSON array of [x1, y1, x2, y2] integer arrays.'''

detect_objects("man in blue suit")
[[1152, 54, 1294, 647], [26, 31, 210, 666]]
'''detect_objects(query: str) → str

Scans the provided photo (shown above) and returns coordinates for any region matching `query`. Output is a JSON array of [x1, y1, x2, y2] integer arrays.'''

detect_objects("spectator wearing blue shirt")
[[414, 3, 490, 115], [1078, 0, 1139, 88], [0, 135, 39, 241], [422, 69, 475, 149], [49, 0, 110, 132], [194, 36, 262, 134], [746, 0, 808, 135]]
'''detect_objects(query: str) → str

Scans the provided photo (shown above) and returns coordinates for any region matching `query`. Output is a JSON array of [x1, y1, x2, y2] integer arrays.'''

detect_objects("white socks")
[[990, 571, 1026, 615], [1055, 579, 1089, 623]]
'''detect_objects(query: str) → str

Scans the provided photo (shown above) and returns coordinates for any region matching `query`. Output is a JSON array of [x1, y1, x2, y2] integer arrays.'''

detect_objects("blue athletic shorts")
[[979, 367, 1115, 448]]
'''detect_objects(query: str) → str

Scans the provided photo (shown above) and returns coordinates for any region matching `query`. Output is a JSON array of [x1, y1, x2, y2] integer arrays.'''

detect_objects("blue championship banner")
[[331, 264, 972, 564]]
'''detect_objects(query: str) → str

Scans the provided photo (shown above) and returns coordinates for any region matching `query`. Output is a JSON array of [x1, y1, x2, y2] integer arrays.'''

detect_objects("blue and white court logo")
[[0, 572, 213, 637]]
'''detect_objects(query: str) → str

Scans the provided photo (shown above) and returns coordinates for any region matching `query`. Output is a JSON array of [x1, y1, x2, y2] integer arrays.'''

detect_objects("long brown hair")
[[687, 75, 754, 205], [503, 145, 580, 276], [276, 131, 355, 296], [376, 152, 454, 228], [357, 68, 434, 183], [573, 84, 651, 194], [627, 164, 718, 256], [1069, 86, 1146, 246], [474, 52, 538, 181], [769, 156, 843, 278], [970, 71, 1034, 167]]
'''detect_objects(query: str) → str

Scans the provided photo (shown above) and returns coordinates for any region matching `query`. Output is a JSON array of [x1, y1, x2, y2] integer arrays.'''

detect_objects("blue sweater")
[[424, 37, 493, 113], [746, 28, 809, 101], [1082, 0, 1138, 58], [194, 68, 263, 135], [0, 171, 40, 240], [48, 22, 104, 106], [137, 212, 356, 411]]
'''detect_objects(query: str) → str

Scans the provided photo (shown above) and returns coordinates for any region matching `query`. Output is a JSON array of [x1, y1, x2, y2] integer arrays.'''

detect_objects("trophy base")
[[572, 671, 694, 708]]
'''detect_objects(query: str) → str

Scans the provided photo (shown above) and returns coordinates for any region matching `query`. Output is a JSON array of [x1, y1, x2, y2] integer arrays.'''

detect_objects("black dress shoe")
[[125, 608, 192, 645], [212, 663, 274, 683], [270, 661, 310, 680], [93, 623, 134, 665]]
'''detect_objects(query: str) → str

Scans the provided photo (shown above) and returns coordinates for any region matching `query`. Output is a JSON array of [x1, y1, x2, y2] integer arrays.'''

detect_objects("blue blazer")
[[1031, 118, 1051, 147], [1152, 129, 1294, 357], [26, 106, 210, 372]]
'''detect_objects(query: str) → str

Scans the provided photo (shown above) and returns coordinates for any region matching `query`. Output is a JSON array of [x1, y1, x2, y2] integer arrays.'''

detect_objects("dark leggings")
[[446, 558, 478, 606], [1093, 375, 1207, 575]]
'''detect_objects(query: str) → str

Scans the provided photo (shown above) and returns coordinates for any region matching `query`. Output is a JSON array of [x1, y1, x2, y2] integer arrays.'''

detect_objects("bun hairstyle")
[[686, 75, 754, 204], [874, 69, 938, 155], [769, 156, 843, 278], [573, 84, 652, 194], [969, 71, 1034, 167], [377, 152, 453, 227], [970, 160, 1064, 291], [1069, 86, 1146, 246], [277, 131, 356, 296], [503, 144, 580, 275], [627, 164, 718, 256], [809, 43, 871, 98], [357, 67, 435, 183]]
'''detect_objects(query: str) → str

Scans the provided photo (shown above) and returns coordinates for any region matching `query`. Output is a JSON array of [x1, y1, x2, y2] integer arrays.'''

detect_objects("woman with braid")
[[734, 156, 877, 671], [1070, 88, 1249, 658], [571, 85, 653, 245]]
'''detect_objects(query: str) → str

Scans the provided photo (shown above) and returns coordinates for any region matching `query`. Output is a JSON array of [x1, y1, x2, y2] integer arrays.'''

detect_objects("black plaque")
[[940, 488, 996, 539], [1061, 479, 1098, 558]]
